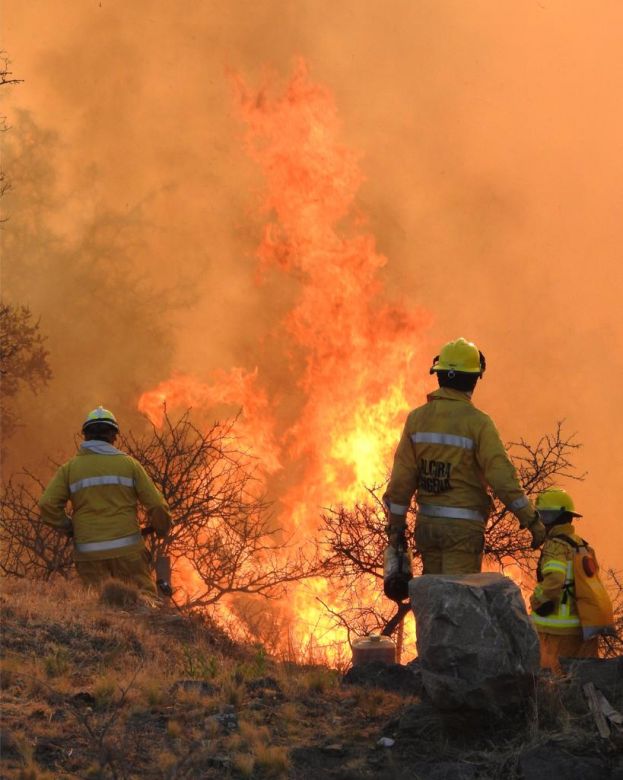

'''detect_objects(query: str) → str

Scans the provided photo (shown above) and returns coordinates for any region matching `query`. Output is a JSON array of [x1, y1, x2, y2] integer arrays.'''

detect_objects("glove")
[[387, 525, 407, 551], [528, 518, 546, 549], [156, 579, 174, 598], [62, 514, 73, 536], [534, 601, 555, 617]]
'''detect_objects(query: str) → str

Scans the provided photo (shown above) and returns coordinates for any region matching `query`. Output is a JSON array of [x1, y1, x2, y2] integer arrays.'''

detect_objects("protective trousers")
[[75, 550, 157, 594], [538, 633, 599, 674], [415, 517, 484, 575]]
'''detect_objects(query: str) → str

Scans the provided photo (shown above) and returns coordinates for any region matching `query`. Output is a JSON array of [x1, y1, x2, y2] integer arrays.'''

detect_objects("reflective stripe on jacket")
[[39, 442, 171, 561], [383, 388, 535, 530], [530, 523, 582, 636]]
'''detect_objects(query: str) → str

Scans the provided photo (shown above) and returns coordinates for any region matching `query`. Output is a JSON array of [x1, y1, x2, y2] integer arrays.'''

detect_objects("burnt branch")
[[121, 408, 319, 608]]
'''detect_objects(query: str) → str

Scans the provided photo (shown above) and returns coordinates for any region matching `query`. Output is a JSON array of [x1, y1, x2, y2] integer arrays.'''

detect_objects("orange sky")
[[3, 1, 623, 569]]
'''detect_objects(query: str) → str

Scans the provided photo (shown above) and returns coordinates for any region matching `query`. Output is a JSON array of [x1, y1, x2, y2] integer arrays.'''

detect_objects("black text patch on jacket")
[[418, 459, 452, 493]]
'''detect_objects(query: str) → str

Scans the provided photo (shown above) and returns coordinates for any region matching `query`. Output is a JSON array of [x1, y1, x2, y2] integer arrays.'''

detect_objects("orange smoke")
[[139, 60, 429, 657]]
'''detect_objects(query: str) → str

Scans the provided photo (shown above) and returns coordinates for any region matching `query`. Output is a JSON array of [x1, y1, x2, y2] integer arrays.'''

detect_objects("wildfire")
[[139, 59, 429, 661]]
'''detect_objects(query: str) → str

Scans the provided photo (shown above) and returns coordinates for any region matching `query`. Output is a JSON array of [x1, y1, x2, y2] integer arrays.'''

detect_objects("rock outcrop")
[[410, 572, 540, 713]]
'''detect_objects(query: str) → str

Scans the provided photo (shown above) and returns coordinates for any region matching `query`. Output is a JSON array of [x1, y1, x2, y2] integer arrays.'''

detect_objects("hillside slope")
[[1, 577, 621, 779]]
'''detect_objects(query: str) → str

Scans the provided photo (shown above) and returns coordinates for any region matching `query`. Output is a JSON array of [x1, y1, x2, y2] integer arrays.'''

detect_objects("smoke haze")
[[3, 1, 623, 567]]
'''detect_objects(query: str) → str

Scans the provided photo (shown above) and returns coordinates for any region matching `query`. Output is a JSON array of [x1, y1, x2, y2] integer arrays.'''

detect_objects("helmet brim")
[[82, 420, 119, 433], [430, 365, 482, 375], [539, 508, 582, 524]]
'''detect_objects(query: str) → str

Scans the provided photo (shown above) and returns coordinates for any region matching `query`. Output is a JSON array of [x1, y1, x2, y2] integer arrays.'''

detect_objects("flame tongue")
[[139, 59, 430, 659]]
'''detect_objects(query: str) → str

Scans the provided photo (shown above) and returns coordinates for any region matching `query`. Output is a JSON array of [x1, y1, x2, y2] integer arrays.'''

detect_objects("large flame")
[[139, 59, 430, 660]]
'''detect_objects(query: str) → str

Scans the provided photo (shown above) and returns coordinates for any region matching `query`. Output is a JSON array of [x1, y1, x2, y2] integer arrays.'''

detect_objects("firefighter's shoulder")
[[542, 537, 574, 559], [462, 403, 497, 433], [404, 405, 425, 426]]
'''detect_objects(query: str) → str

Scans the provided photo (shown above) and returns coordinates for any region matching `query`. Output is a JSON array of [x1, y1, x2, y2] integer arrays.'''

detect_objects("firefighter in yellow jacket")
[[530, 488, 607, 673], [39, 406, 171, 594], [383, 338, 545, 575]]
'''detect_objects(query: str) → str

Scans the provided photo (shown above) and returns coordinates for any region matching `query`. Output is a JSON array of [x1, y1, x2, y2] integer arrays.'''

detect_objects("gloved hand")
[[387, 525, 407, 551], [62, 514, 73, 537], [534, 600, 555, 617], [528, 517, 546, 549], [156, 579, 174, 598]]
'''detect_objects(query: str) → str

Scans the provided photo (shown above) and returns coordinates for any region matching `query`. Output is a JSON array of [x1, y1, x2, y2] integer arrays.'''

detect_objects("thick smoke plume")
[[3, 1, 623, 571]]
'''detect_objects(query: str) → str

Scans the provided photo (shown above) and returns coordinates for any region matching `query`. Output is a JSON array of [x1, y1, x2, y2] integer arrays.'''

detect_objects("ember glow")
[[139, 60, 429, 658]]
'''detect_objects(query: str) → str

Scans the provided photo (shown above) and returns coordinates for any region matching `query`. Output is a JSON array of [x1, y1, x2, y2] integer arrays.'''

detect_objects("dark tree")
[[0, 303, 52, 437]]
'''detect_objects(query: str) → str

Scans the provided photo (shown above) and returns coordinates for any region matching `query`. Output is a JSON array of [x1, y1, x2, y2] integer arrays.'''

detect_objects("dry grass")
[[254, 744, 290, 777], [232, 752, 255, 776], [98, 578, 142, 608], [2, 575, 615, 779], [0, 575, 410, 778]]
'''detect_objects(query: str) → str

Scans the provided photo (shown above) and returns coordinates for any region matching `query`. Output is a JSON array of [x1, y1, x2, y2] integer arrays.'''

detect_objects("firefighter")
[[39, 406, 171, 595], [530, 487, 612, 673], [383, 338, 545, 575]]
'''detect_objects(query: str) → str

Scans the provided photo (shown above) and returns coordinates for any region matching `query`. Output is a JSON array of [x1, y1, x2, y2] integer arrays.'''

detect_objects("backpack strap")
[[553, 533, 582, 550]]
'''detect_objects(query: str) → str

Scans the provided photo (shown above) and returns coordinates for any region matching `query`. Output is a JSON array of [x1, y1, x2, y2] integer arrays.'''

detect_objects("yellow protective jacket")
[[383, 388, 536, 531], [530, 523, 582, 636], [39, 440, 171, 561]]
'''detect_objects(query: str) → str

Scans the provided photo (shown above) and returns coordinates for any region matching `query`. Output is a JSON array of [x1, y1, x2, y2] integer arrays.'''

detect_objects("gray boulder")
[[410, 572, 540, 713]]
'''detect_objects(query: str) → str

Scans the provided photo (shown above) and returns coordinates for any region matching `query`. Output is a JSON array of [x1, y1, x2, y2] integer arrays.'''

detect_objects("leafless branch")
[[121, 408, 320, 608], [317, 422, 584, 637], [0, 473, 73, 579]]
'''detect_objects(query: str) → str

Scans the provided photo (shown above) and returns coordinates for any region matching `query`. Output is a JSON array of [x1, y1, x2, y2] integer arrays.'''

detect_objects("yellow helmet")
[[536, 487, 582, 524], [82, 406, 119, 433], [430, 338, 485, 376]]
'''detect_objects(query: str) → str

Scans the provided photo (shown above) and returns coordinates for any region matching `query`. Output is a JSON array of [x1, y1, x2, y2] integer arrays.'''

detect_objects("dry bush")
[[486, 423, 584, 572], [121, 409, 320, 609], [0, 473, 72, 579], [601, 569, 623, 658], [1, 409, 319, 620]]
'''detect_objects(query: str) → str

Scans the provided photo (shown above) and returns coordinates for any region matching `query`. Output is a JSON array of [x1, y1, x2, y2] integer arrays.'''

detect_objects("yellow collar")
[[547, 522, 577, 539], [427, 387, 474, 405]]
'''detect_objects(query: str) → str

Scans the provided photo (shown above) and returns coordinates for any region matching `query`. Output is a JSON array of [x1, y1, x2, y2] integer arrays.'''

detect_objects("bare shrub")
[[485, 423, 584, 573], [601, 569, 623, 658], [319, 423, 587, 640], [0, 473, 72, 579], [121, 409, 318, 609], [2, 409, 317, 612]]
